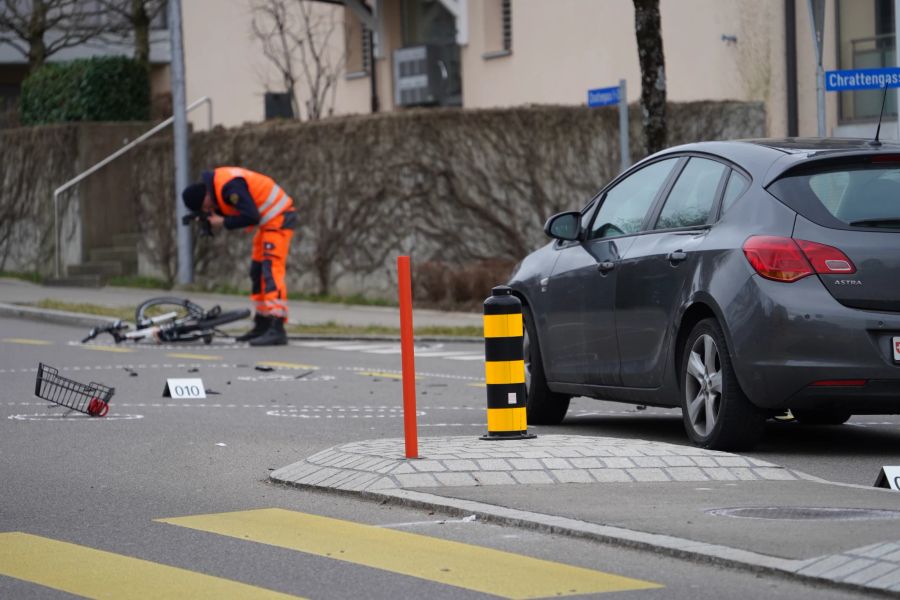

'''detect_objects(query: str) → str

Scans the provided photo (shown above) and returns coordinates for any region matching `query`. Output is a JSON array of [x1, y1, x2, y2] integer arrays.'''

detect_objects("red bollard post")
[[397, 255, 418, 459]]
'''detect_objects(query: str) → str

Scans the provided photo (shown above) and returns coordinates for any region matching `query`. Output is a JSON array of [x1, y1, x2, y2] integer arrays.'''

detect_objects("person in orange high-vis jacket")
[[182, 167, 296, 346]]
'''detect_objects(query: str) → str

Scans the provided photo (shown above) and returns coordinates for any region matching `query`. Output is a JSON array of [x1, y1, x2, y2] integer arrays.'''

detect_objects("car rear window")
[[769, 163, 900, 228]]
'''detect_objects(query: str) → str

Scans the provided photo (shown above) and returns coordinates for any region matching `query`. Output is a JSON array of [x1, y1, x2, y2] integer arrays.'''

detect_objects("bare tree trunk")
[[131, 0, 150, 72], [633, 0, 667, 155], [26, 0, 47, 72]]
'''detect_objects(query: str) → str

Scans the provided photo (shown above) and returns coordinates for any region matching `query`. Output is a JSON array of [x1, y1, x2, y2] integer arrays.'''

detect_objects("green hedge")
[[21, 56, 149, 125]]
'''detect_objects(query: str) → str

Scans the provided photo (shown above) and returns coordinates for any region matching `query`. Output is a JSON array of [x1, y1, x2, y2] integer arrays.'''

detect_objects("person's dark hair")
[[182, 182, 207, 212]]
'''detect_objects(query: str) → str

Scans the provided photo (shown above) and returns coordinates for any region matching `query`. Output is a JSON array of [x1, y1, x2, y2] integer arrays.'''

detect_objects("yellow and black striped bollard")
[[480, 285, 536, 440]]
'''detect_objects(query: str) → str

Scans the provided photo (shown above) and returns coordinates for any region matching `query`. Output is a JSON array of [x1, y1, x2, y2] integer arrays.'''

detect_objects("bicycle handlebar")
[[81, 320, 127, 344]]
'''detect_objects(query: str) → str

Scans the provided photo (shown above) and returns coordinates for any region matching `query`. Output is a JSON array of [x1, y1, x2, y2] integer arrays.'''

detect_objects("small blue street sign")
[[825, 67, 900, 92], [588, 86, 620, 107]]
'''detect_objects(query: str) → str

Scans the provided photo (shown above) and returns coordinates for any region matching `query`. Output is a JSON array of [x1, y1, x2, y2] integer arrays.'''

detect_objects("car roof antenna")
[[870, 85, 889, 147]]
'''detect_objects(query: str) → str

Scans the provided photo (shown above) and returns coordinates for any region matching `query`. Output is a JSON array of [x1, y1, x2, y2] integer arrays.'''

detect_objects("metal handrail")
[[53, 96, 213, 279]]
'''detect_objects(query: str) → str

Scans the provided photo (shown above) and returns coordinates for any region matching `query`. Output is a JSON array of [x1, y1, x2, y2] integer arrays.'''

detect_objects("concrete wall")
[[0, 123, 154, 276], [130, 101, 765, 301]]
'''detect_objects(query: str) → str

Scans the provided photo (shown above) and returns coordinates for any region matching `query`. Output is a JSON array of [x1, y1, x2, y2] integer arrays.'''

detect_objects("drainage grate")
[[707, 507, 900, 521]]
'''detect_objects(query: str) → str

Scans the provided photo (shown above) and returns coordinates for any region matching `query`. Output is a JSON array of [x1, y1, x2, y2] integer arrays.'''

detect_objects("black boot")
[[249, 317, 287, 346], [236, 314, 270, 342]]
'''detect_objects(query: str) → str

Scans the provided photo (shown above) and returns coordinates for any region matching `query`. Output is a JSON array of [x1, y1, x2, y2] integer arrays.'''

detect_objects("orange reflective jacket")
[[212, 167, 294, 227]]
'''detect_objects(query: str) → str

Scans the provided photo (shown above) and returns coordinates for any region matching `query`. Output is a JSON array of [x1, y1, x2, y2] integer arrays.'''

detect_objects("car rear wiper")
[[849, 217, 900, 228]]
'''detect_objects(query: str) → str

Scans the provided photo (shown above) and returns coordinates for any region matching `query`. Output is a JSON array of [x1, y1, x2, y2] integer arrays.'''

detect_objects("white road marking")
[[292, 340, 483, 361], [8, 413, 144, 421]]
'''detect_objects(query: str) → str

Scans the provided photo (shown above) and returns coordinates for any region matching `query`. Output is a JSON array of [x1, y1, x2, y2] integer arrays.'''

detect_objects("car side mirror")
[[544, 211, 581, 241]]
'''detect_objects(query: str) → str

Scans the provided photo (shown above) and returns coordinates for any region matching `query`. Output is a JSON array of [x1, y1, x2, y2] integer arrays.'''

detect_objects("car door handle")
[[667, 250, 687, 264], [597, 261, 615, 273]]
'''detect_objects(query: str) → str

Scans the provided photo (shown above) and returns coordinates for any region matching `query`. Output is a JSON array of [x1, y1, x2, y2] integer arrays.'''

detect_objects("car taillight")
[[742, 236, 813, 282], [794, 239, 857, 274], [742, 236, 857, 282]]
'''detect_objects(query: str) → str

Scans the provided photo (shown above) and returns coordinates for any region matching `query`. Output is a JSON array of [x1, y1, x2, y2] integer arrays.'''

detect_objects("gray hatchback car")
[[509, 138, 900, 450]]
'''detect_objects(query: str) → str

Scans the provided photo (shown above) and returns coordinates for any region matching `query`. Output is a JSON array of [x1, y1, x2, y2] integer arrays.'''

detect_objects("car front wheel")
[[680, 318, 765, 450], [523, 306, 570, 425]]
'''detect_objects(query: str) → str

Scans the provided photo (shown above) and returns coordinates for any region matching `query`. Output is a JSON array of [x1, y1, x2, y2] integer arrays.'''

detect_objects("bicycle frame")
[[82, 297, 249, 345]]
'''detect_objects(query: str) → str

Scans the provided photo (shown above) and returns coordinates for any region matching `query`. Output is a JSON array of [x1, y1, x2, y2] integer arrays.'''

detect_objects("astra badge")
[[833, 279, 862, 286]]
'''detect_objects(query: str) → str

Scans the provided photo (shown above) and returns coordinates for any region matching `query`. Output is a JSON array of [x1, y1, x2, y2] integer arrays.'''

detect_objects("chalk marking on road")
[[267, 409, 426, 419], [328, 343, 394, 351], [158, 508, 661, 598], [8, 413, 144, 421], [0, 532, 303, 599], [468, 382, 488, 388], [236, 374, 335, 383], [166, 353, 222, 361], [337, 366, 481, 382], [2, 338, 52, 346]]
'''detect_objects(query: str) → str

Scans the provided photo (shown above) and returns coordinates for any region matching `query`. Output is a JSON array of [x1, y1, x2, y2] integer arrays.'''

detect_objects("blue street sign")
[[588, 86, 620, 107], [825, 68, 900, 92]]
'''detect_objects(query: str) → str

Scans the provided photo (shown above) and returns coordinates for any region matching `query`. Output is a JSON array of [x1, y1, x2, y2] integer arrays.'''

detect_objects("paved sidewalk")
[[272, 435, 900, 596]]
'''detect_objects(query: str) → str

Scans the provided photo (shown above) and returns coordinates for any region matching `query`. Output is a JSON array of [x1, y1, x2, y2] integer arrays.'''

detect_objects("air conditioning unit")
[[393, 45, 461, 107]]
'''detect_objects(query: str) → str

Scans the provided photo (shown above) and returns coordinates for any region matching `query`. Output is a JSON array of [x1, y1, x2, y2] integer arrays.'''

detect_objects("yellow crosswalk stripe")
[[158, 509, 662, 599], [255, 361, 318, 370], [0, 532, 304, 599], [356, 370, 421, 380], [2, 338, 52, 345], [166, 353, 222, 360], [82, 345, 133, 353]]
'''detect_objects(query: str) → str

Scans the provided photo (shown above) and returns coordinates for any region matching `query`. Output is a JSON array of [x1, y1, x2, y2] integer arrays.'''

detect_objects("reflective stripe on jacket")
[[212, 167, 294, 227]]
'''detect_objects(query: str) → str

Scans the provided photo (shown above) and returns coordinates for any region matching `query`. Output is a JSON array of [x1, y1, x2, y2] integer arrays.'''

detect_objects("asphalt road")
[[0, 316, 895, 599]]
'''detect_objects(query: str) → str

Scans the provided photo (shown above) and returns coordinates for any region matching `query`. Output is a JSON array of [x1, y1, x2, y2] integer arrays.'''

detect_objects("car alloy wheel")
[[684, 333, 722, 437], [680, 318, 764, 450]]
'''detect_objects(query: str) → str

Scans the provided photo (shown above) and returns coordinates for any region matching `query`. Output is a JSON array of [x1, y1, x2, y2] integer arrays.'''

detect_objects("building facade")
[[0, 0, 897, 140]]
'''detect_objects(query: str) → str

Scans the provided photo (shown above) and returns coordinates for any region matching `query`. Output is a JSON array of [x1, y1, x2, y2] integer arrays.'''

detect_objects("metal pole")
[[52, 98, 211, 280], [169, 0, 192, 285], [618, 79, 630, 172], [807, 0, 826, 137], [397, 255, 418, 459]]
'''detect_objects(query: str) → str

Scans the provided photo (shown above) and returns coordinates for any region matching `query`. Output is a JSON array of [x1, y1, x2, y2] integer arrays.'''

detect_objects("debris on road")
[[34, 363, 114, 418]]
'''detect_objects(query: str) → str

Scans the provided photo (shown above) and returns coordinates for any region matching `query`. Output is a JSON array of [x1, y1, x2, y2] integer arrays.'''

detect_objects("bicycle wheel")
[[191, 308, 252, 331], [135, 297, 206, 328]]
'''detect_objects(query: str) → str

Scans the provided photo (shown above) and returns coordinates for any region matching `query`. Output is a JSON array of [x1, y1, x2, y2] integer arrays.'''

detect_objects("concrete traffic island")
[[270, 434, 800, 492], [271, 434, 900, 596]]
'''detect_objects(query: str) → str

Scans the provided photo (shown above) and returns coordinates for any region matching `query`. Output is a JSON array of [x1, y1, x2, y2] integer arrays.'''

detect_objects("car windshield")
[[769, 163, 900, 227]]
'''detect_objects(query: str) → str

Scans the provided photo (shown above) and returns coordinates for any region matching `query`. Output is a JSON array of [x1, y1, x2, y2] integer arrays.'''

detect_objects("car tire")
[[523, 306, 570, 425], [791, 408, 852, 426], [680, 318, 765, 450]]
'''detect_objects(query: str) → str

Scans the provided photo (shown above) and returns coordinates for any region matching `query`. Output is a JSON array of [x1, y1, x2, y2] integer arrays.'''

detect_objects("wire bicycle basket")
[[34, 363, 114, 417]]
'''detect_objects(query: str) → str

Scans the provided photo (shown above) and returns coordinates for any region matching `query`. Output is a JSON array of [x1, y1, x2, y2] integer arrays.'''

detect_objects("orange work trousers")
[[249, 216, 294, 321]]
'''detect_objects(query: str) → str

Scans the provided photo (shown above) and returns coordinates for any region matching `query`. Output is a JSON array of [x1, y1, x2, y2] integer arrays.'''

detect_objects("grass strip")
[[26, 300, 481, 338]]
